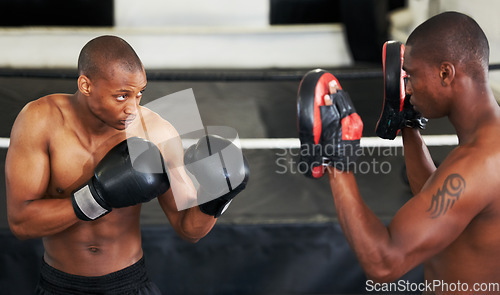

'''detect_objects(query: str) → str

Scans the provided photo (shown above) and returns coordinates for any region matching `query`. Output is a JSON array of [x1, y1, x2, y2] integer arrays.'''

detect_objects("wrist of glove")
[[401, 95, 428, 129], [198, 179, 247, 217], [71, 181, 112, 221]]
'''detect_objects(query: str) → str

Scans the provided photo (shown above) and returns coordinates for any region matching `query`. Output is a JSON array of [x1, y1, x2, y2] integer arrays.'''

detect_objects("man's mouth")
[[121, 117, 135, 125]]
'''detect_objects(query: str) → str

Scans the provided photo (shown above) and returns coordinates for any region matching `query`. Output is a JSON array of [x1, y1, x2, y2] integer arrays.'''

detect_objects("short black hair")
[[77, 35, 143, 80], [406, 11, 489, 80]]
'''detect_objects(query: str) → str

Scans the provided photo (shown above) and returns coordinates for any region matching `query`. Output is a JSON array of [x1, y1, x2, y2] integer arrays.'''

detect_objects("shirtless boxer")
[[300, 12, 500, 294], [5, 35, 248, 294]]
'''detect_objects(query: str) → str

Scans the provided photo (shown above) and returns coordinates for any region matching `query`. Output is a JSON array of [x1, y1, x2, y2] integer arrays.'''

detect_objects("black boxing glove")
[[71, 137, 170, 221], [375, 40, 427, 140], [184, 135, 249, 218]]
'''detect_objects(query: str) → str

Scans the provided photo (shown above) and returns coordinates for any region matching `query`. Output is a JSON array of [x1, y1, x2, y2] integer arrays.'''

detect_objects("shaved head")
[[406, 11, 489, 80], [78, 35, 144, 80]]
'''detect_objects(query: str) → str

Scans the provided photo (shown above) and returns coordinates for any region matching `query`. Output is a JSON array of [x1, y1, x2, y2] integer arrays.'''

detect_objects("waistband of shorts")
[[39, 256, 150, 294]]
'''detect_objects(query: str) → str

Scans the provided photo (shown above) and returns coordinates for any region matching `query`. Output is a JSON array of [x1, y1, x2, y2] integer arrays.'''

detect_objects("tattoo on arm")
[[427, 174, 466, 218]]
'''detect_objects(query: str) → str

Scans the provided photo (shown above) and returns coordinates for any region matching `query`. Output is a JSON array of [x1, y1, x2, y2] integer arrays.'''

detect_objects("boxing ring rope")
[[0, 138, 9, 149], [237, 135, 458, 149], [1, 64, 499, 81], [0, 135, 458, 150]]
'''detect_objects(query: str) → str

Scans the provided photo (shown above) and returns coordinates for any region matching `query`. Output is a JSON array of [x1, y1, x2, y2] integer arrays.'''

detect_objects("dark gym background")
[[0, 1, 461, 294]]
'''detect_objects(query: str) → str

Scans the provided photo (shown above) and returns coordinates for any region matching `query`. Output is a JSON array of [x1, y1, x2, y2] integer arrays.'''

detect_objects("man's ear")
[[439, 62, 455, 86], [78, 75, 92, 96]]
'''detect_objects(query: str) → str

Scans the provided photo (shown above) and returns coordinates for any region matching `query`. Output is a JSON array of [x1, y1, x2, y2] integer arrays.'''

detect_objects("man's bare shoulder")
[[433, 127, 500, 207], [138, 106, 173, 124], [133, 106, 180, 142], [18, 94, 71, 122], [13, 94, 72, 137]]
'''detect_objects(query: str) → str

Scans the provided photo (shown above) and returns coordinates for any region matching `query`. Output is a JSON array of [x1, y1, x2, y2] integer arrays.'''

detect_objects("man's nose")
[[124, 99, 138, 115]]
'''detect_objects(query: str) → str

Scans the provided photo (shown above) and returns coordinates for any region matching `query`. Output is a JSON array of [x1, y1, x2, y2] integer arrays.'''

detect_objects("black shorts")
[[34, 257, 162, 295]]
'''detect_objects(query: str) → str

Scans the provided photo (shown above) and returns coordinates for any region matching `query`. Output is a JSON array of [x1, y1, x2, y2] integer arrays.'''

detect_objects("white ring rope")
[[238, 135, 458, 149], [0, 135, 458, 150], [0, 137, 9, 149]]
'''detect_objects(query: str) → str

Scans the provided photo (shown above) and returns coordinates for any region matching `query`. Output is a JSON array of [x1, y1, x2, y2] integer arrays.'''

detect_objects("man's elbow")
[[8, 220, 33, 240], [177, 214, 215, 243], [178, 223, 211, 244], [178, 229, 206, 244], [182, 235, 202, 244], [362, 253, 406, 283], [365, 266, 403, 283]]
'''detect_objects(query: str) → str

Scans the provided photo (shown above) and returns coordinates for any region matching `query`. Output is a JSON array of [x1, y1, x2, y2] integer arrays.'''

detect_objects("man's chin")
[[118, 120, 135, 129], [113, 122, 128, 131]]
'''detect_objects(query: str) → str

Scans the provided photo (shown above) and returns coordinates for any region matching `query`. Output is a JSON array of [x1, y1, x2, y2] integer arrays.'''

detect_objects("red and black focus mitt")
[[297, 69, 363, 179], [375, 40, 427, 140]]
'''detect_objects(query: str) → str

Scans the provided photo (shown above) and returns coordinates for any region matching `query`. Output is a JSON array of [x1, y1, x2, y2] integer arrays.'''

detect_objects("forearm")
[[402, 128, 436, 194], [159, 189, 216, 243], [8, 197, 78, 240], [328, 169, 402, 281], [177, 206, 217, 243]]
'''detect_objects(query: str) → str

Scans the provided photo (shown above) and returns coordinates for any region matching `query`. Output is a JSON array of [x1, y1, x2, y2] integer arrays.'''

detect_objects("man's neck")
[[71, 92, 121, 142], [449, 85, 500, 145]]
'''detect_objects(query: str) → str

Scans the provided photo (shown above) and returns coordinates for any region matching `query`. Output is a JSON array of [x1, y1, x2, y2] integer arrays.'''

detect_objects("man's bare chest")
[[46, 133, 125, 198]]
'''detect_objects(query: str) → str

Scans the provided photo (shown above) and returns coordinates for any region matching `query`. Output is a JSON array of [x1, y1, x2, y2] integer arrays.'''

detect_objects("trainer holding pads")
[[6, 35, 248, 294], [298, 12, 500, 292]]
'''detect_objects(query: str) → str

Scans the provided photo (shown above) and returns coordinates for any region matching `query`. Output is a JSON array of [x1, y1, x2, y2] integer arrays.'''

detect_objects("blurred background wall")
[[0, 0, 498, 70], [0, 2, 497, 294]]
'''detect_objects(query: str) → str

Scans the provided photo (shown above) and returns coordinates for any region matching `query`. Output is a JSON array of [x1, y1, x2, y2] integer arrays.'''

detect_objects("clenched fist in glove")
[[184, 134, 249, 218]]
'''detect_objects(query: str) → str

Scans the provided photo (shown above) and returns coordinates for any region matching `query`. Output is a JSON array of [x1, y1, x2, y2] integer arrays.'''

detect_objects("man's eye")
[[117, 95, 126, 101]]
